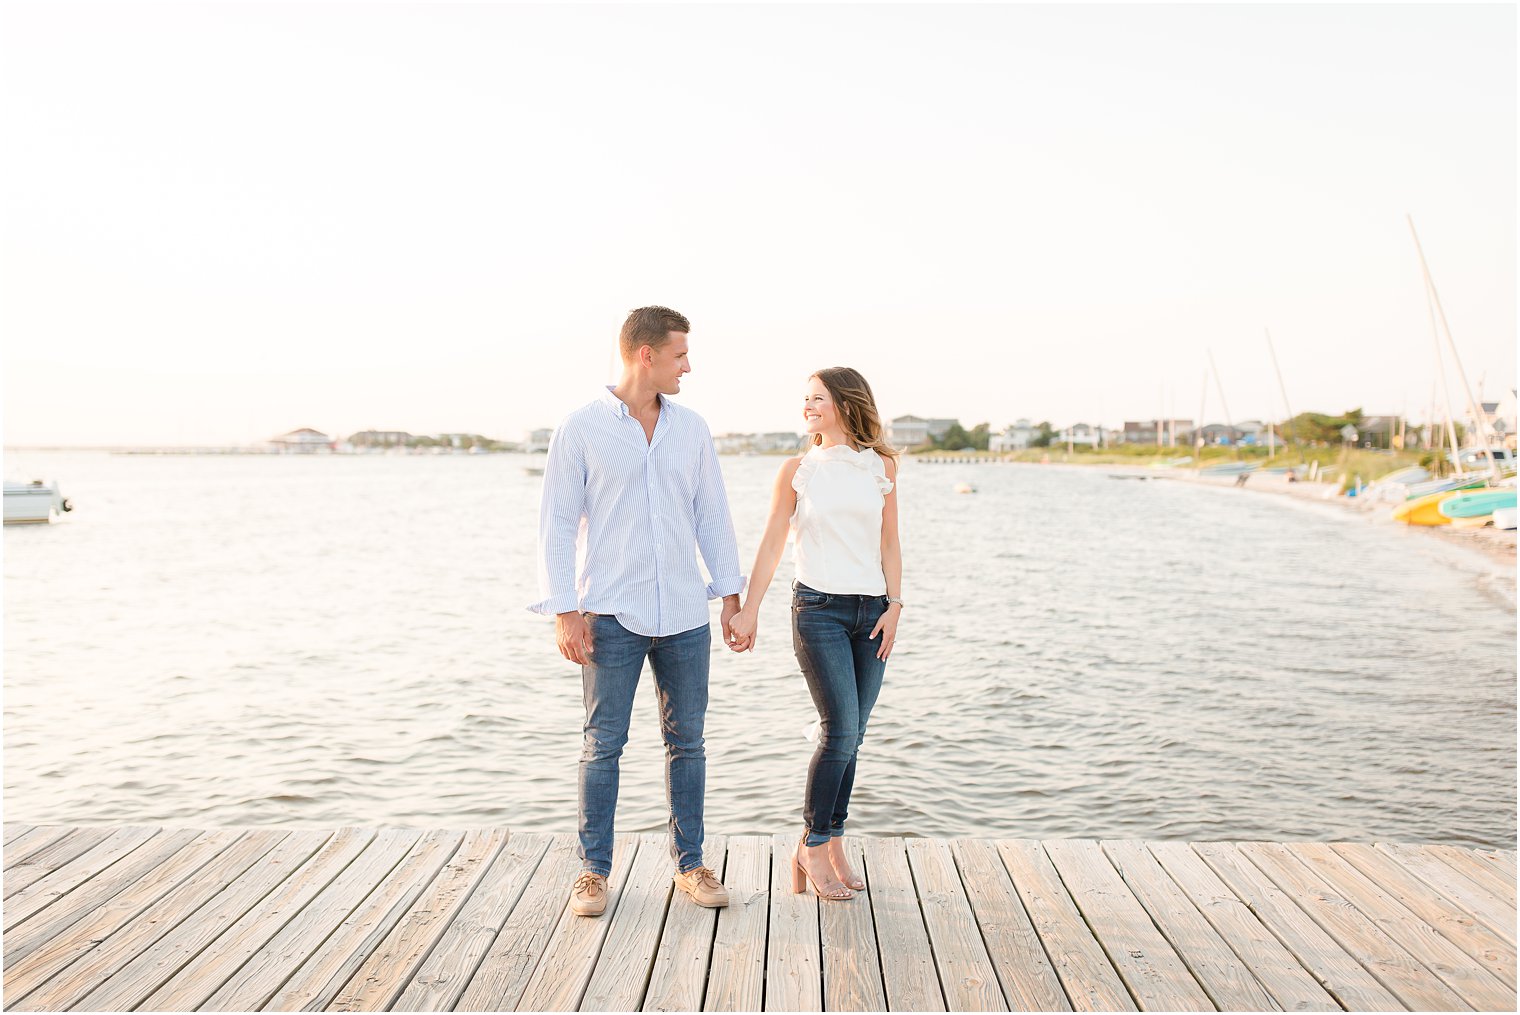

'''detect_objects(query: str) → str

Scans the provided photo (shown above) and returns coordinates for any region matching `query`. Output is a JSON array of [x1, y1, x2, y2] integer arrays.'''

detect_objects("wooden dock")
[[3, 825, 1515, 1011]]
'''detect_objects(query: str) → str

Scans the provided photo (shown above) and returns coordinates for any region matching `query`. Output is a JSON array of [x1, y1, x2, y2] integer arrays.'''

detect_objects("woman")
[[727, 367, 902, 901]]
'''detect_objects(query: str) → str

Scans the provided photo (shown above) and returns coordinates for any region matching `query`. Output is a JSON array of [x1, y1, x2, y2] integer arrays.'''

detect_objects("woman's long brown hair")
[[810, 367, 898, 459]]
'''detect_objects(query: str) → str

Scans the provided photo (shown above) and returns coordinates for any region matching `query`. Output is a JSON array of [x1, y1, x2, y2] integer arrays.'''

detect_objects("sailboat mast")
[[1207, 350, 1239, 459], [1408, 216, 1499, 480], [1264, 328, 1302, 461]]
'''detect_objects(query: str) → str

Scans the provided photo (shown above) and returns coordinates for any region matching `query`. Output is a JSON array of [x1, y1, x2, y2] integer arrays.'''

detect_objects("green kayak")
[[1438, 489, 1518, 519]]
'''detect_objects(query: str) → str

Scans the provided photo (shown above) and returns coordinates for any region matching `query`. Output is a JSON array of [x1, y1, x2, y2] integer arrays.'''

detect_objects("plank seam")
[[146, 828, 375, 1011], [240, 827, 425, 1011], [1038, 841, 1149, 1012], [951, 838, 1065, 1012], [1191, 843, 1358, 1012], [1111, 842, 1269, 1012], [77, 829, 334, 1012], [372, 828, 515, 1012], [897, 837, 950, 1012], [2, 829, 250, 1009], [1238, 843, 1460, 1011]]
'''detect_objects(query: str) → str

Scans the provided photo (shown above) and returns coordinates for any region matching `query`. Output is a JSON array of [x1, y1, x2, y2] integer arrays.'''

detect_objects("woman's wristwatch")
[[886, 597, 904, 608]]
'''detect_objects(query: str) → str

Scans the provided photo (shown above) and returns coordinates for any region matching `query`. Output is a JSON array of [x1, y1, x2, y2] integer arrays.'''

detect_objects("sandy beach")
[[1170, 467, 1519, 569]]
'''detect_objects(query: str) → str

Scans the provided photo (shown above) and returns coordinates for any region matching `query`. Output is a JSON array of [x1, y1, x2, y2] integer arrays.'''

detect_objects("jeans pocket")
[[793, 590, 829, 613]]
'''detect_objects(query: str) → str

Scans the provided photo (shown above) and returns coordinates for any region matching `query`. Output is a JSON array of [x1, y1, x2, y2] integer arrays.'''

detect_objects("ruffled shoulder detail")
[[869, 451, 894, 496], [791, 452, 821, 497]]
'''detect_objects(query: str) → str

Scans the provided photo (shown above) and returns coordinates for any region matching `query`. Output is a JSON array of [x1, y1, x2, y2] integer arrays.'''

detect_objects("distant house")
[[525, 428, 554, 453], [887, 415, 958, 449], [1056, 422, 1100, 447], [346, 430, 413, 449], [755, 432, 806, 453], [712, 432, 805, 454], [269, 427, 333, 453], [1196, 423, 1245, 445], [989, 418, 1038, 452], [1122, 419, 1194, 445]]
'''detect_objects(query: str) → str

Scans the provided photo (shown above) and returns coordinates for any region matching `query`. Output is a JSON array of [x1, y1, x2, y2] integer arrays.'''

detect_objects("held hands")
[[720, 595, 750, 652], [555, 611, 594, 665], [870, 603, 902, 661], [726, 606, 757, 653]]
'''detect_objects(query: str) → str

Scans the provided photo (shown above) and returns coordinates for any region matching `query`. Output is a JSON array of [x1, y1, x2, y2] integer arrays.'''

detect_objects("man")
[[531, 306, 745, 917]]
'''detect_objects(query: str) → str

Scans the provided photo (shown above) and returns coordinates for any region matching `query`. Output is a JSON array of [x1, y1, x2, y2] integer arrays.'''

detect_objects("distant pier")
[[3, 824, 1515, 1011]]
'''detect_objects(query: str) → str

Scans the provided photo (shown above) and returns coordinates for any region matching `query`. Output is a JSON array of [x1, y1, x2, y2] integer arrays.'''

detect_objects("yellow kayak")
[[1391, 488, 1466, 526]]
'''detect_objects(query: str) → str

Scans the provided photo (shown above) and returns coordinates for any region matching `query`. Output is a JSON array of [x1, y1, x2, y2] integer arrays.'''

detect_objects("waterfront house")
[[989, 419, 1038, 452], [1056, 422, 1101, 448], [1122, 419, 1194, 444], [887, 415, 958, 449], [525, 428, 554, 453], [345, 430, 413, 451], [269, 427, 333, 453]]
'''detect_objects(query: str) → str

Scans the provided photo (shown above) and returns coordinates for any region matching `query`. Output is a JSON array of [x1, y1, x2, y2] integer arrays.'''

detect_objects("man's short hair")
[[620, 306, 690, 361]]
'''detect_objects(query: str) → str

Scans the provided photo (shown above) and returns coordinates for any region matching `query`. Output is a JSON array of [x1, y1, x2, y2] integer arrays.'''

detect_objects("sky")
[[2, 1, 1515, 447]]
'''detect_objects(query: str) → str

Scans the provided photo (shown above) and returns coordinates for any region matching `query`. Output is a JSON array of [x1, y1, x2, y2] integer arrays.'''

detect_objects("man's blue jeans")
[[578, 614, 710, 877], [791, 582, 888, 847]]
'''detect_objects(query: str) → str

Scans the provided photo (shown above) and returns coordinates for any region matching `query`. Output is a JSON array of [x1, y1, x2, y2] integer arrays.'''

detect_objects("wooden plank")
[[1286, 843, 1514, 1011], [2, 828, 242, 1004], [515, 832, 640, 1011], [580, 833, 673, 1012], [705, 835, 772, 1013], [996, 839, 1134, 1011], [2, 827, 70, 867], [7, 830, 294, 1012], [1146, 842, 1337, 1012], [264, 829, 466, 1012], [3, 824, 31, 845], [3, 825, 159, 928], [643, 835, 727, 1012], [1472, 849, 1517, 886], [68, 829, 333, 1011], [327, 826, 510, 1011], [1239, 841, 1469, 1010], [1331, 842, 1516, 989], [863, 836, 946, 1011], [451, 832, 582, 1012], [1192, 842, 1403, 1011], [134, 827, 377, 1010], [905, 838, 1007, 1011], [390, 832, 552, 1012], [1044, 840, 1210, 1011], [3, 827, 114, 899], [1376, 842, 1517, 945], [763, 832, 821, 1012], [1100, 840, 1277, 1011], [950, 839, 1069, 1012], [4, 827, 204, 967], [819, 837, 887, 1014], [199, 828, 422, 1011], [1425, 845, 1518, 911]]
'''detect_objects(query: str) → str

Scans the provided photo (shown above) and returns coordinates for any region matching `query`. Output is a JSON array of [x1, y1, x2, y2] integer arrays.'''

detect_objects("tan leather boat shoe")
[[674, 865, 729, 908], [570, 870, 609, 916]]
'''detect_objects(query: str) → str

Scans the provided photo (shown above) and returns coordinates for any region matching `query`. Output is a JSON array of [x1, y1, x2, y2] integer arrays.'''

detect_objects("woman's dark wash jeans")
[[791, 581, 888, 847]]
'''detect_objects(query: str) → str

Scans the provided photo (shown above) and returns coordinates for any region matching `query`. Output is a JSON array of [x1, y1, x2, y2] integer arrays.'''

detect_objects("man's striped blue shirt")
[[530, 386, 747, 637]]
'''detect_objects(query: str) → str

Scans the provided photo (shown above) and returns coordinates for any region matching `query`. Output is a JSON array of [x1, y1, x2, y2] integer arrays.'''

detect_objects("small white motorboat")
[[4, 479, 73, 524], [953, 481, 976, 494]]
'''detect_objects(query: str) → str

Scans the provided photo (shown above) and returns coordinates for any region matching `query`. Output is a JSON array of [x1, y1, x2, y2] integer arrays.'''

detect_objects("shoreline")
[[962, 456, 1517, 573], [1167, 466, 1518, 571]]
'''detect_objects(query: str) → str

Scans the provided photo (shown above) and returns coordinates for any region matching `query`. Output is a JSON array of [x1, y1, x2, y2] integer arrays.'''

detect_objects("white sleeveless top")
[[790, 444, 894, 595]]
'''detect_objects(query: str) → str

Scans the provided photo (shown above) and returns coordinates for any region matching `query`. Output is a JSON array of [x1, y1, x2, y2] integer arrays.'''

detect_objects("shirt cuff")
[[706, 575, 748, 600], [528, 591, 580, 616]]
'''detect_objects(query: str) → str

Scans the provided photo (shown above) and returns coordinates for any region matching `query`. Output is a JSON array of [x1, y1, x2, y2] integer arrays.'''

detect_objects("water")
[[4, 451, 1515, 847]]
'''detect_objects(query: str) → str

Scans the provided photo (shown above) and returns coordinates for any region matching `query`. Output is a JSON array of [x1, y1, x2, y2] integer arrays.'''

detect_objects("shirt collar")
[[600, 385, 669, 418]]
